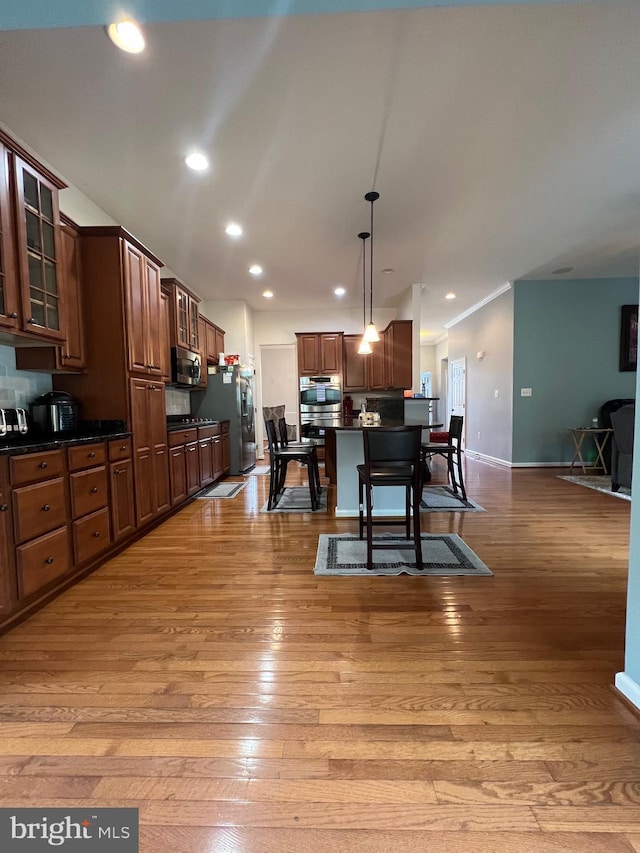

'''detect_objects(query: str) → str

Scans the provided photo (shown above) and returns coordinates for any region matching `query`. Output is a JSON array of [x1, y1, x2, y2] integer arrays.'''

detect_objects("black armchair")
[[610, 404, 634, 492]]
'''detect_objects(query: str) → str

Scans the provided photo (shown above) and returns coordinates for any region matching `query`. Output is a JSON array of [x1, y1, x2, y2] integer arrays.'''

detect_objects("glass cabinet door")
[[175, 287, 189, 348], [0, 146, 18, 330], [14, 155, 64, 340], [189, 299, 199, 351]]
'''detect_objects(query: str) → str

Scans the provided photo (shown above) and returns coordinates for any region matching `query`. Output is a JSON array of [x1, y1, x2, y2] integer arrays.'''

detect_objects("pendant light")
[[357, 231, 372, 355], [363, 190, 380, 343]]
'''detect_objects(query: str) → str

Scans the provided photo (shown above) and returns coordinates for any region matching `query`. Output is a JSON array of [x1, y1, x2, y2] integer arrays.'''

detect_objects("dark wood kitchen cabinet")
[[161, 277, 201, 353], [296, 332, 343, 376], [197, 315, 208, 388], [201, 314, 225, 364], [108, 438, 135, 542], [0, 142, 18, 333], [125, 240, 163, 377], [130, 378, 170, 526], [15, 216, 86, 373], [0, 130, 67, 342], [385, 320, 412, 390], [198, 424, 215, 486], [10, 449, 71, 600], [168, 426, 200, 504], [0, 472, 14, 618], [54, 226, 170, 533], [342, 334, 385, 391], [221, 421, 230, 474], [343, 321, 412, 391], [68, 442, 110, 566]]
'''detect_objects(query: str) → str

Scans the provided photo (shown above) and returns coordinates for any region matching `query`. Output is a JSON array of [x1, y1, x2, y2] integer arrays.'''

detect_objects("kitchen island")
[[324, 421, 442, 518]]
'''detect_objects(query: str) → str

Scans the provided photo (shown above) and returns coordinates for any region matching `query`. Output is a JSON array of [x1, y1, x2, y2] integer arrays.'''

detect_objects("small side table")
[[568, 427, 613, 474]]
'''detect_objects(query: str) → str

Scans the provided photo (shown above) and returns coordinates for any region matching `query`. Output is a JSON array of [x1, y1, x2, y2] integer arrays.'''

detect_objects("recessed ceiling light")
[[225, 223, 243, 237], [106, 20, 145, 53], [552, 266, 574, 275], [381, 268, 394, 275], [263, 290, 273, 299], [334, 287, 346, 296], [185, 152, 209, 172], [249, 264, 263, 276], [445, 292, 456, 300]]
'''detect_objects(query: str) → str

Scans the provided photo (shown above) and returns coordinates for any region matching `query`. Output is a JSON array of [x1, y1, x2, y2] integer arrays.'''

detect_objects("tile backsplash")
[[0, 345, 52, 408], [165, 386, 192, 416]]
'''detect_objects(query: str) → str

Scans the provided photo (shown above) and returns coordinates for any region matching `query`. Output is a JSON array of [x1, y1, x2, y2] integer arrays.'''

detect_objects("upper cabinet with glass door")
[[13, 154, 65, 341], [0, 142, 19, 332]]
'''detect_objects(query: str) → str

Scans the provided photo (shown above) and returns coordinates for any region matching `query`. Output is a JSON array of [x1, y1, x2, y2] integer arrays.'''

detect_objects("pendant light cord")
[[358, 231, 370, 330], [365, 191, 380, 326]]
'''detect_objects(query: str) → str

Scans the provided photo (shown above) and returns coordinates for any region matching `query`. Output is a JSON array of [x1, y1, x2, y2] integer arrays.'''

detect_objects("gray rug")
[[249, 465, 271, 475], [197, 481, 247, 499], [314, 533, 493, 576], [261, 486, 327, 513], [559, 475, 631, 501], [421, 485, 485, 512]]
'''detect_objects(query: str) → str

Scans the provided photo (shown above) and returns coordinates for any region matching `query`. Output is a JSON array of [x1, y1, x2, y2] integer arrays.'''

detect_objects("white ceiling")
[[1, 1, 639, 342]]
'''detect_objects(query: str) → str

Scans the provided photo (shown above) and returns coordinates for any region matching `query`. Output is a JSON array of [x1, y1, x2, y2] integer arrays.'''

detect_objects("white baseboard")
[[615, 671, 640, 712], [464, 449, 574, 469], [463, 450, 511, 467]]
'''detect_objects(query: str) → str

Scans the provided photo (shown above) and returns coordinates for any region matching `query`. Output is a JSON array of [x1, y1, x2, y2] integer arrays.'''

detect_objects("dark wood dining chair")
[[357, 425, 423, 571], [264, 418, 321, 510], [421, 415, 466, 500]]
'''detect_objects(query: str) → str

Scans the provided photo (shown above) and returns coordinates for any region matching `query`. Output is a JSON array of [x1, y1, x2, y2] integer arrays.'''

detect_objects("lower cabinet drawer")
[[70, 466, 108, 519], [13, 478, 67, 544], [73, 507, 111, 565], [17, 526, 71, 599]]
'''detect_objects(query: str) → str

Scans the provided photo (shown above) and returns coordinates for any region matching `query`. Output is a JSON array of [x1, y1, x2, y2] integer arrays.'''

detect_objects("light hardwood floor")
[[0, 457, 638, 853]]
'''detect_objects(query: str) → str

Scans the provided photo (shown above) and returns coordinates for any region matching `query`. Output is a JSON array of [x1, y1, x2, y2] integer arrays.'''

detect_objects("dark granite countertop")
[[0, 425, 131, 456], [166, 418, 228, 432]]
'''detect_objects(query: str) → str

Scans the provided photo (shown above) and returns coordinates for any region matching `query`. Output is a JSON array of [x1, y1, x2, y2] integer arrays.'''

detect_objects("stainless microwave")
[[171, 346, 201, 386]]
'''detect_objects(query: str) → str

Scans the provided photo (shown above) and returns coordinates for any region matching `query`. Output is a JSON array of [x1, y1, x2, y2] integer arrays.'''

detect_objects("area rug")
[[260, 486, 327, 513], [421, 485, 485, 512], [197, 481, 247, 499], [314, 533, 493, 576], [249, 465, 271, 475], [558, 475, 631, 501]]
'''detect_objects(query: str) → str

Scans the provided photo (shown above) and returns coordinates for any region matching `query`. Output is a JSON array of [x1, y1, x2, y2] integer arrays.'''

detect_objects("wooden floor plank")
[[0, 458, 637, 852]]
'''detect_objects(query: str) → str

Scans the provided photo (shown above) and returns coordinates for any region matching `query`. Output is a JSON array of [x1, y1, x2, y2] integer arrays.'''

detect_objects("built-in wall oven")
[[299, 375, 342, 446]]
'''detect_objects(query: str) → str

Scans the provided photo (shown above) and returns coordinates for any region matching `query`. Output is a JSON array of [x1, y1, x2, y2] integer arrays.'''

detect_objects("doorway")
[[258, 344, 298, 457], [449, 356, 466, 448]]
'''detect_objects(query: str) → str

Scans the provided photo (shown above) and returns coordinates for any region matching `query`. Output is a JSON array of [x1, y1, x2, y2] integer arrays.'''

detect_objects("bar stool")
[[264, 418, 320, 510], [421, 415, 466, 500], [357, 425, 423, 571]]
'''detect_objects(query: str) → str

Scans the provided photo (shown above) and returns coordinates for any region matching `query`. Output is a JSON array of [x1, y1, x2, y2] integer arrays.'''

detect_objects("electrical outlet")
[[494, 389, 500, 398], [521, 387, 532, 397]]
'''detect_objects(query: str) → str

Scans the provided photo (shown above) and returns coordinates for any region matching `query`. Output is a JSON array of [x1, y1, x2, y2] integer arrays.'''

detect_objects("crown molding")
[[444, 282, 512, 329]]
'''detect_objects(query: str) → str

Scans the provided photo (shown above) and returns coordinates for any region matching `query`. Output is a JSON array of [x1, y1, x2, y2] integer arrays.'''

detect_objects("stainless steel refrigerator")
[[191, 365, 256, 474]]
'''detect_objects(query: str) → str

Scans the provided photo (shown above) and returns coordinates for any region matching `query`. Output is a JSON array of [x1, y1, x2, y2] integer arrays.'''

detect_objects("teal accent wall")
[[512, 278, 639, 464]]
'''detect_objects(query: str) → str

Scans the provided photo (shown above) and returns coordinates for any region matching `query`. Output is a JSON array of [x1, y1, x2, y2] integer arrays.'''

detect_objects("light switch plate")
[[521, 388, 532, 397]]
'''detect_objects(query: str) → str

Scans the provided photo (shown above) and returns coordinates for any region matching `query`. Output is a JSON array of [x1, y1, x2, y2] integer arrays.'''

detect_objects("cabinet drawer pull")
[[120, 445, 126, 451], [39, 462, 48, 469], [8, 312, 17, 319], [88, 451, 96, 458], [0, 504, 7, 512], [90, 487, 98, 494], [27, 317, 36, 324], [92, 531, 101, 538], [114, 468, 123, 475], [45, 557, 54, 565], [41, 504, 50, 512]]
